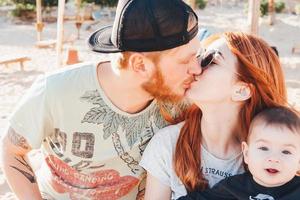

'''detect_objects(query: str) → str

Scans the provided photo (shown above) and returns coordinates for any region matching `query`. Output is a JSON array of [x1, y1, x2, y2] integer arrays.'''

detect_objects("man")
[[0, 0, 201, 199]]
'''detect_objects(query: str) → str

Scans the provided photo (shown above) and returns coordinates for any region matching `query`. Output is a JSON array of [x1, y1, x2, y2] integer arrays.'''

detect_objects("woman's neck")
[[200, 103, 242, 159]]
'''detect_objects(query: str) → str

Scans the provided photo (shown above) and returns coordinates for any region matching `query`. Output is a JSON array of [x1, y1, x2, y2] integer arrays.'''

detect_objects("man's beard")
[[142, 68, 183, 104]]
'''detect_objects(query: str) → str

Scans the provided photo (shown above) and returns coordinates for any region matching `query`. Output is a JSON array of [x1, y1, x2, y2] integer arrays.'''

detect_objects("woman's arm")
[[144, 172, 171, 200]]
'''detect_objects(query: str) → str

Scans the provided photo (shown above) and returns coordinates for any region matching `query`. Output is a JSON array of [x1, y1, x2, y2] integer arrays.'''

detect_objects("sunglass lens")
[[201, 53, 214, 68]]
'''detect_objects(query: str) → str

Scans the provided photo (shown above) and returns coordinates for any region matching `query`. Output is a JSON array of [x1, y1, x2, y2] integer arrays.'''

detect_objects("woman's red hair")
[[174, 32, 287, 192]]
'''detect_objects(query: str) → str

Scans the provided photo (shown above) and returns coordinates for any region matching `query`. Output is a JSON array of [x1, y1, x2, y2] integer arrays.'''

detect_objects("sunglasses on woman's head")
[[197, 49, 222, 69]]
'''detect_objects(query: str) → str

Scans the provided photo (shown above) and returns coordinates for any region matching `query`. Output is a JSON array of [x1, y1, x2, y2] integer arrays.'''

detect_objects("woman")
[[139, 32, 287, 200]]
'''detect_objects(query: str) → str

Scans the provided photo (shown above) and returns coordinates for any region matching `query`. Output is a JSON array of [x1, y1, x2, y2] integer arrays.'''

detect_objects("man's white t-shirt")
[[9, 62, 171, 200], [140, 122, 245, 200]]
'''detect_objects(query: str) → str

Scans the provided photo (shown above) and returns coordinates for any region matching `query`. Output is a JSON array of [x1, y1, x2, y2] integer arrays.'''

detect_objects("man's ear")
[[128, 53, 153, 79], [232, 82, 252, 102], [242, 141, 249, 165]]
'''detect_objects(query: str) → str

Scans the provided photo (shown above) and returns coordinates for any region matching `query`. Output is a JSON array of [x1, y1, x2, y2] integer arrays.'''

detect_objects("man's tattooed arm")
[[7, 128, 30, 150], [6, 128, 35, 183], [10, 156, 36, 183], [0, 127, 43, 199]]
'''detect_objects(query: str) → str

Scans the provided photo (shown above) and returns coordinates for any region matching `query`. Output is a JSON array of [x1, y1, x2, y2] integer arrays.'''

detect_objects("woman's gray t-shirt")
[[140, 122, 245, 200]]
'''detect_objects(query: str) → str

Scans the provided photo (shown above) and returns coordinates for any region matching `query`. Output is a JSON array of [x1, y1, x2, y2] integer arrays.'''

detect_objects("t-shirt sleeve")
[[139, 130, 171, 187], [9, 75, 52, 149]]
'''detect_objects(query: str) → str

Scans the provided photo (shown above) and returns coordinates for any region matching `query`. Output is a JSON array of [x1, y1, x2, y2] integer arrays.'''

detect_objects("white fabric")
[[140, 122, 245, 200], [10, 62, 170, 200]]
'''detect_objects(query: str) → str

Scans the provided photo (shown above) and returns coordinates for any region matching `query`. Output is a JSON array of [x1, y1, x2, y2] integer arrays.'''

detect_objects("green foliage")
[[11, 0, 35, 18], [10, 0, 66, 19], [12, 0, 35, 5], [275, 1, 285, 13], [11, 0, 62, 9], [0, 0, 12, 6], [260, 0, 286, 16], [260, 0, 268, 16], [11, 3, 35, 17], [43, 0, 58, 7], [81, 0, 117, 7], [195, 0, 207, 9]]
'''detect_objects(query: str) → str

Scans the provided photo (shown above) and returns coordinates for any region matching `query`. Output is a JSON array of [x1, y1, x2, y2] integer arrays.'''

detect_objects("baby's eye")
[[282, 150, 292, 155], [258, 146, 268, 151]]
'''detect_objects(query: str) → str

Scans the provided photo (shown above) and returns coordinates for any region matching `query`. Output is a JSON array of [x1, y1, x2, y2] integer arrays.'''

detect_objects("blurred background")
[[0, 0, 300, 198]]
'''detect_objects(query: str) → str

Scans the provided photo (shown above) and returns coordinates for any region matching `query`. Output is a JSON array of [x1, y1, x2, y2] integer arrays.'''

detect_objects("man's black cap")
[[88, 0, 198, 53]]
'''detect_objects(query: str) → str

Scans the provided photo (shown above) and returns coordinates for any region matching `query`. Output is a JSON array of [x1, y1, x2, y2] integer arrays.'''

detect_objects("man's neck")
[[96, 62, 154, 114]]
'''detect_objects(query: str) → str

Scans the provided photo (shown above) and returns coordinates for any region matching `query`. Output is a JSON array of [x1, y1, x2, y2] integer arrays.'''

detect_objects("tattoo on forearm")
[[10, 156, 36, 183], [8, 128, 30, 150]]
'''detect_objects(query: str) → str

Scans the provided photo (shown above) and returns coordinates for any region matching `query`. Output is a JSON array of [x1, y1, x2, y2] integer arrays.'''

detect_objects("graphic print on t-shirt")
[[44, 89, 168, 200], [45, 155, 139, 199], [249, 194, 275, 200], [80, 90, 167, 172], [201, 167, 233, 179]]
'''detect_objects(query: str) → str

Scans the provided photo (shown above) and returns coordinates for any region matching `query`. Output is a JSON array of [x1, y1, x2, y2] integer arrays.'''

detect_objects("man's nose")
[[188, 60, 202, 76]]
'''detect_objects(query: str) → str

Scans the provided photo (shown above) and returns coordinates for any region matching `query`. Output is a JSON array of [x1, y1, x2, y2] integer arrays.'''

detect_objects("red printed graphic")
[[45, 155, 139, 200]]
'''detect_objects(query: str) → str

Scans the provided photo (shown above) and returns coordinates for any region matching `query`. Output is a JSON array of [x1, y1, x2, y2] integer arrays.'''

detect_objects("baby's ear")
[[242, 141, 249, 165]]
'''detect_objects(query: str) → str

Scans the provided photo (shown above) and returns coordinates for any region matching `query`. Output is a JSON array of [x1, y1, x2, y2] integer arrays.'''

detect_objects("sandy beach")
[[0, 1, 300, 199]]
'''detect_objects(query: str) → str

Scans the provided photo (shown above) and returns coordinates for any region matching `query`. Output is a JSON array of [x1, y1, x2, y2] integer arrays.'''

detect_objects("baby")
[[178, 106, 300, 200]]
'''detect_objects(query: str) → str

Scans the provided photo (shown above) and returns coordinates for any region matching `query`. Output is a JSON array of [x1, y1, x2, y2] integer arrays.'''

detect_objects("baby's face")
[[242, 123, 300, 187]]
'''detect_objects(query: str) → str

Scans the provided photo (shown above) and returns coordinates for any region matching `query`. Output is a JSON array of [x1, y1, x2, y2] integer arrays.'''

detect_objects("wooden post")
[[75, 0, 81, 16], [75, 0, 82, 39], [248, 0, 260, 35], [268, 0, 275, 25], [56, 0, 66, 67], [35, 0, 43, 41]]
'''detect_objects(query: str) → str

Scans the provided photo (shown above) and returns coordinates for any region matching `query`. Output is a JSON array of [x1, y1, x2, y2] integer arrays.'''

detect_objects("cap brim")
[[88, 26, 123, 53]]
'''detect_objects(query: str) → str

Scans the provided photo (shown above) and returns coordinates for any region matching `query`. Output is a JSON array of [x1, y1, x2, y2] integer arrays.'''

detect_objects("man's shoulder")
[[41, 62, 98, 94], [46, 62, 96, 81]]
